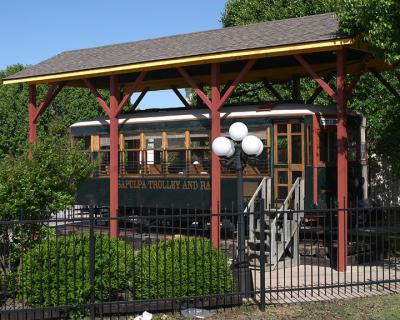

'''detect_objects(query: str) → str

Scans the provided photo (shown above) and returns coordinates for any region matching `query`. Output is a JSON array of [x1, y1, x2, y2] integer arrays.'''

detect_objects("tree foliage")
[[339, 0, 400, 65], [0, 137, 95, 221], [0, 137, 95, 273], [221, 0, 337, 27], [221, 0, 400, 177], [222, 0, 400, 66], [0, 65, 105, 159]]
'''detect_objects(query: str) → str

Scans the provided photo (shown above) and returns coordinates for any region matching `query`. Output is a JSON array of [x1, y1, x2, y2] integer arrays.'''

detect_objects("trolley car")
[[71, 103, 367, 210]]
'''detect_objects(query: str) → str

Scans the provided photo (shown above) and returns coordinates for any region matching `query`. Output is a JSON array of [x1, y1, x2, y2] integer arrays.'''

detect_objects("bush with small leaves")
[[131, 238, 234, 299], [20, 234, 133, 307]]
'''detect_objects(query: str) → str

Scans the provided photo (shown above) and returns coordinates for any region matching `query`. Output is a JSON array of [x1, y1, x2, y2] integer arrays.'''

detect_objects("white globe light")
[[226, 139, 235, 157], [229, 122, 248, 142], [242, 135, 263, 156], [212, 137, 233, 157], [255, 140, 264, 156]]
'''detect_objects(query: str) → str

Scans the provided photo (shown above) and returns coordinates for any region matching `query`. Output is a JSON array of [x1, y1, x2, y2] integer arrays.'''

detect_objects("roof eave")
[[2, 38, 355, 86]]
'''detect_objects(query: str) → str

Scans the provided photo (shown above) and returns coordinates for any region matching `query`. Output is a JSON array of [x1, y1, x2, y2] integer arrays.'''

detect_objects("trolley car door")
[[273, 122, 304, 206]]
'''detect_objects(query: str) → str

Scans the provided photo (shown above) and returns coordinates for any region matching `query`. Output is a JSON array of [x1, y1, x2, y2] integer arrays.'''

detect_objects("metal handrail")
[[270, 177, 304, 269], [279, 177, 302, 212], [244, 177, 269, 213], [245, 177, 272, 243]]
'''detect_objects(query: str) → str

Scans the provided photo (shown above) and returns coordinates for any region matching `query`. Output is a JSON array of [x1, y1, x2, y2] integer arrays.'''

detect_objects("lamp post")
[[212, 122, 263, 298]]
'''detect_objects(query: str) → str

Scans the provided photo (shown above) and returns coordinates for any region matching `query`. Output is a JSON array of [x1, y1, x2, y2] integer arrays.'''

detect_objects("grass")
[[148, 293, 400, 320]]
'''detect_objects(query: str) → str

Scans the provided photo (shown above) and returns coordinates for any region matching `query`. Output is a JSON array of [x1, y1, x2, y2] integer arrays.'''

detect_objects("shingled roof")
[[5, 13, 345, 82]]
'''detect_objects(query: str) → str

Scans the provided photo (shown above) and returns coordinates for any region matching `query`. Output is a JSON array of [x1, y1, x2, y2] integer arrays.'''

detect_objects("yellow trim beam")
[[3, 38, 355, 85]]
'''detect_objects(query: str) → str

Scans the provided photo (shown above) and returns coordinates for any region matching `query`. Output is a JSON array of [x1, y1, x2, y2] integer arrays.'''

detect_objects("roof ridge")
[[60, 12, 337, 55]]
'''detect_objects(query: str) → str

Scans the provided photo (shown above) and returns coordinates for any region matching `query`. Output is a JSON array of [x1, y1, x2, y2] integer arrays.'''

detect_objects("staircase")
[[246, 177, 305, 269]]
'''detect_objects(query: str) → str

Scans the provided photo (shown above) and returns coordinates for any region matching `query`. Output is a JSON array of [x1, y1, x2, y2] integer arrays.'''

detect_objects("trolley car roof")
[[70, 104, 338, 129], [2, 13, 389, 89]]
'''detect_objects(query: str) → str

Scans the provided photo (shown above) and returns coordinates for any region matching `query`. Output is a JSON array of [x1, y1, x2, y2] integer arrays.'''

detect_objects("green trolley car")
[[71, 103, 367, 211]]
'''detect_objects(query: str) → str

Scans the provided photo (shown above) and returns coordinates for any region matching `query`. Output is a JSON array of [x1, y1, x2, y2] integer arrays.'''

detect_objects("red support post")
[[210, 64, 221, 247], [312, 114, 320, 205], [337, 49, 348, 272], [28, 85, 37, 156], [177, 60, 255, 248], [109, 75, 120, 238]]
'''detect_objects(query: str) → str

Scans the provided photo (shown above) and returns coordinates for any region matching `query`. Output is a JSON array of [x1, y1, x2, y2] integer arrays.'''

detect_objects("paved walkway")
[[251, 261, 400, 304]]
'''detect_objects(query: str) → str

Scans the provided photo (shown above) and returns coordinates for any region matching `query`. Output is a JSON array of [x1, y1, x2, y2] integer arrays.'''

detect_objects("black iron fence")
[[255, 204, 400, 308], [1, 204, 400, 319]]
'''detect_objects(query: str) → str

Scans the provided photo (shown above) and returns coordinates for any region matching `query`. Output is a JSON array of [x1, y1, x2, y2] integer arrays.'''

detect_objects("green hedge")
[[0, 272, 18, 300], [20, 234, 133, 307], [131, 238, 234, 299]]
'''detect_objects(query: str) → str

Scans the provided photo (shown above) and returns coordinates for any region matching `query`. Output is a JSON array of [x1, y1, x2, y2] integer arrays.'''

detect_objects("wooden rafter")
[[294, 54, 336, 100], [261, 79, 284, 101], [117, 72, 147, 115], [218, 59, 256, 107], [292, 74, 301, 102], [177, 59, 256, 110], [345, 59, 368, 102], [171, 86, 190, 108], [306, 72, 335, 104], [33, 83, 65, 122], [83, 79, 111, 115], [131, 88, 149, 110], [221, 80, 234, 97], [371, 69, 400, 103], [177, 67, 213, 109]]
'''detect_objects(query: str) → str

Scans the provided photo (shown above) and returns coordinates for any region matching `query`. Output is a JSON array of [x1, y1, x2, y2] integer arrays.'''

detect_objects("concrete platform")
[[250, 260, 400, 304]]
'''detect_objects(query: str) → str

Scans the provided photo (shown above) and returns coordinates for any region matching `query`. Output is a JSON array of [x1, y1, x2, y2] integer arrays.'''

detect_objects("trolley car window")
[[277, 136, 288, 163], [291, 135, 302, 164], [247, 128, 270, 176], [124, 136, 141, 174], [100, 137, 110, 149], [99, 136, 110, 175], [168, 135, 185, 148], [306, 126, 312, 166], [145, 134, 163, 174], [278, 171, 288, 184], [320, 131, 337, 163], [75, 136, 90, 151], [277, 124, 287, 134], [348, 126, 359, 162], [167, 133, 186, 174], [291, 123, 301, 133], [190, 133, 210, 175], [292, 171, 302, 184]]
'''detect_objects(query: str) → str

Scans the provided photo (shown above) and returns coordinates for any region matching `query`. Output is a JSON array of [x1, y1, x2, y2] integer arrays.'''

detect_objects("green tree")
[[221, 0, 337, 27], [0, 136, 95, 273], [339, 0, 400, 65], [0, 64, 105, 159], [221, 0, 400, 177]]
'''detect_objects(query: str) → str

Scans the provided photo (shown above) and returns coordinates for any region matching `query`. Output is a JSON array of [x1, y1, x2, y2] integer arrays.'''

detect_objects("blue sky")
[[1, 0, 227, 108]]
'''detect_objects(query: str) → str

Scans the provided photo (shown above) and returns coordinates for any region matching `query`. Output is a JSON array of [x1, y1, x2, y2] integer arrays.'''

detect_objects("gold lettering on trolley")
[[119, 179, 210, 191], [200, 180, 211, 190]]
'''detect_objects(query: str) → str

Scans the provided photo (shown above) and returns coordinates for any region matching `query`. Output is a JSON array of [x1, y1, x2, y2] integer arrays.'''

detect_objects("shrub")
[[0, 272, 18, 301], [131, 238, 234, 299], [20, 234, 133, 307]]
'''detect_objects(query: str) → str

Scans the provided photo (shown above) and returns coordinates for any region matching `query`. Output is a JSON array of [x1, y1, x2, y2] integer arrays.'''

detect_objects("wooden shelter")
[[2, 13, 397, 271]]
